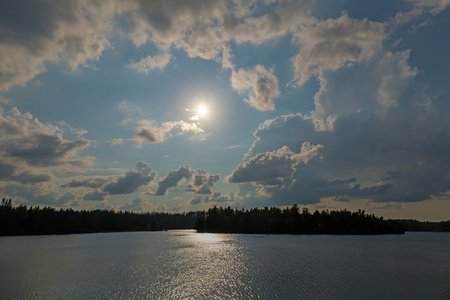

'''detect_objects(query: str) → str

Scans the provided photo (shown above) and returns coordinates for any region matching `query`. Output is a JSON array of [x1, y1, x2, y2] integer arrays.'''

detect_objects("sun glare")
[[197, 105, 207, 116]]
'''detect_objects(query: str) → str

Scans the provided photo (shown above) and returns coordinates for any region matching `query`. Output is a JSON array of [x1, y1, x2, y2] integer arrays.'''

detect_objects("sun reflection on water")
[[163, 230, 252, 299], [192, 232, 224, 244]]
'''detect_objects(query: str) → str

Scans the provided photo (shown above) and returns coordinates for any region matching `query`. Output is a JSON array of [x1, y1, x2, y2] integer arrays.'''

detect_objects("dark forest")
[[0, 198, 198, 235], [194, 205, 405, 234], [2, 198, 449, 236]]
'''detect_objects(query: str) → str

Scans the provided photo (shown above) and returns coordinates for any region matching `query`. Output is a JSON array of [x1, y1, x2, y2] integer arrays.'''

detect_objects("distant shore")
[[194, 205, 405, 235], [2, 198, 449, 236]]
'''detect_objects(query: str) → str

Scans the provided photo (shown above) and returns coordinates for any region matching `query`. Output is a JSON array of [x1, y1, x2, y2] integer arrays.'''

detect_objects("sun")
[[197, 105, 207, 116]]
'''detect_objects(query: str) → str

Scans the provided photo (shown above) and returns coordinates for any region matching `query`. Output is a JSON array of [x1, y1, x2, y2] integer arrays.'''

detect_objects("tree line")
[[194, 205, 405, 234], [5, 197, 449, 236], [0, 198, 199, 236], [395, 219, 450, 232]]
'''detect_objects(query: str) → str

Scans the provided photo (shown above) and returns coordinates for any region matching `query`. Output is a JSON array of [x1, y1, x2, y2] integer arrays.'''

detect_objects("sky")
[[1, 0, 450, 221]]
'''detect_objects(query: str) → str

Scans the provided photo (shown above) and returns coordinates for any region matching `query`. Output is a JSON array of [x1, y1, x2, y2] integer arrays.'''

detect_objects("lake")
[[0, 231, 449, 299]]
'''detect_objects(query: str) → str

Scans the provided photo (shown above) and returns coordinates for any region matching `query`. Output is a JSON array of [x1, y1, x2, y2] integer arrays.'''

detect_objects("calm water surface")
[[0, 231, 449, 299]]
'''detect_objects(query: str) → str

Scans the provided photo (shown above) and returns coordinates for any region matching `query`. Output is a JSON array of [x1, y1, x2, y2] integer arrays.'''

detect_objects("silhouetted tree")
[[194, 205, 405, 235], [0, 198, 201, 236]]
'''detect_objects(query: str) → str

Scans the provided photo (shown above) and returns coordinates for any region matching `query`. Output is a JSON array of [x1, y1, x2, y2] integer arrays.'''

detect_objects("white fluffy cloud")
[[0, 106, 91, 184], [102, 162, 157, 195], [231, 65, 280, 111], [131, 120, 204, 147], [63, 162, 157, 196], [150, 165, 194, 196], [190, 191, 239, 206], [228, 142, 323, 186], [291, 15, 385, 87], [120, 197, 168, 212], [185, 170, 221, 195], [1, 0, 449, 214], [0, 0, 112, 91], [392, 0, 450, 27], [148, 166, 222, 197], [0, 0, 315, 92], [127, 52, 172, 74], [0, 0, 443, 97]]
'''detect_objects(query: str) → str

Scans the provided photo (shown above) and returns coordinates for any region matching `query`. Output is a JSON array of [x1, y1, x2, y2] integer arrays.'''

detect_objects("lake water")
[[0, 231, 449, 299]]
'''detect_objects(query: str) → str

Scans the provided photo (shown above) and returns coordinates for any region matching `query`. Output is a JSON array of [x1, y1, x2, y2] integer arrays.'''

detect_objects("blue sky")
[[1, 0, 450, 220]]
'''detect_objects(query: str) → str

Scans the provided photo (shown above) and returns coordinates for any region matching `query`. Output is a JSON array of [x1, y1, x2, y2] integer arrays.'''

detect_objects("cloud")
[[0, 0, 112, 91], [0, 0, 315, 92], [7, 134, 91, 167], [150, 165, 194, 196], [131, 120, 204, 146], [228, 142, 323, 186], [0, 161, 53, 183], [117, 101, 144, 117], [0, 181, 73, 207], [221, 44, 234, 70], [412, 0, 450, 13], [62, 162, 158, 195], [291, 15, 385, 87], [391, 0, 450, 29], [231, 65, 280, 111], [0, 107, 91, 168], [61, 176, 114, 189], [110, 138, 124, 145], [226, 0, 315, 44], [120, 197, 167, 212], [185, 171, 221, 195], [57, 121, 88, 138], [123, 0, 313, 54], [243, 96, 450, 205], [0, 106, 92, 183], [1, 0, 446, 100], [375, 50, 418, 108], [102, 162, 157, 195], [83, 190, 109, 201], [133, 124, 166, 145], [306, 47, 418, 134], [190, 191, 239, 206], [127, 52, 172, 74], [241, 26, 441, 204]]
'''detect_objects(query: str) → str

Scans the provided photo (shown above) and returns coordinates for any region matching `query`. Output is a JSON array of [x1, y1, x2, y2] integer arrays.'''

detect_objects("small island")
[[194, 205, 405, 235]]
